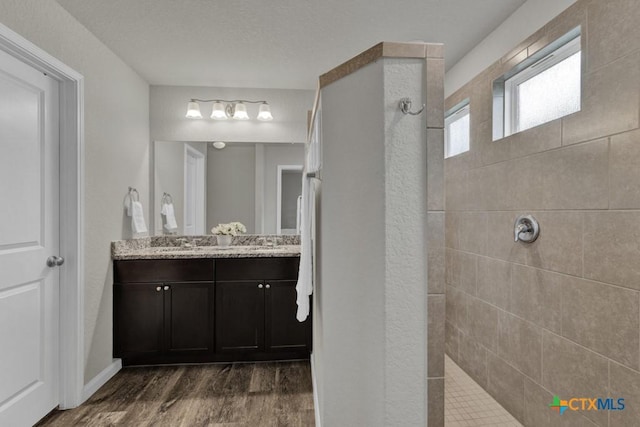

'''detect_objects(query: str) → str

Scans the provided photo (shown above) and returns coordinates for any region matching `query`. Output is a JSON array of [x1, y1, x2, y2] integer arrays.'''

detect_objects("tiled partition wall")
[[444, 1, 640, 426]]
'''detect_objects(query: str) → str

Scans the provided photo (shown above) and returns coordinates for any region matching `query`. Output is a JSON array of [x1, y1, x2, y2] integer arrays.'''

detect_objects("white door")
[[0, 48, 60, 426], [184, 145, 205, 235]]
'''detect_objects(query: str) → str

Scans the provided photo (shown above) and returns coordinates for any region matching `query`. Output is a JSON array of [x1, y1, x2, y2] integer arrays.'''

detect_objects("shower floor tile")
[[445, 355, 522, 427]]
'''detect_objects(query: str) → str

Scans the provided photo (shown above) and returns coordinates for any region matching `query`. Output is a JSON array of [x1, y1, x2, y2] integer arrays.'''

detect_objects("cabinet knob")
[[265, 284, 271, 289], [258, 283, 264, 289], [164, 285, 170, 291], [156, 286, 161, 292]]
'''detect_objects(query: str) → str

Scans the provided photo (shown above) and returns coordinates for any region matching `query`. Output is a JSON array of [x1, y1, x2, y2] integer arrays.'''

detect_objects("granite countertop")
[[111, 235, 301, 260]]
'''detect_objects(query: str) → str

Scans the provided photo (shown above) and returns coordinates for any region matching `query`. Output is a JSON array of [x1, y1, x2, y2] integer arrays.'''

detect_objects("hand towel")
[[295, 174, 316, 322], [131, 201, 148, 234], [161, 202, 178, 232]]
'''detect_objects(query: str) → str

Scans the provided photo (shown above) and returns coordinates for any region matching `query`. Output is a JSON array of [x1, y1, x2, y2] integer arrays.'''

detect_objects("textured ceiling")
[[55, 0, 526, 89]]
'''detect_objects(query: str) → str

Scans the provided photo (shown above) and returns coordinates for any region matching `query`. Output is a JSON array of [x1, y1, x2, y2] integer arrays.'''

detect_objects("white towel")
[[161, 202, 178, 232], [295, 173, 316, 322], [130, 201, 148, 234]]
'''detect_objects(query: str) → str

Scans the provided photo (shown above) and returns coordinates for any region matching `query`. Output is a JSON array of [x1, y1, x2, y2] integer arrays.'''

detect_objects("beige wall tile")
[[445, 285, 468, 333], [542, 331, 609, 427], [610, 129, 640, 209], [458, 333, 488, 388], [467, 297, 498, 352], [487, 212, 528, 264], [470, 76, 492, 125], [445, 320, 459, 361], [425, 58, 444, 129], [524, 378, 600, 427], [455, 212, 487, 254], [498, 311, 543, 382], [610, 362, 640, 427], [511, 265, 562, 334], [584, 211, 640, 291], [487, 352, 525, 423], [427, 378, 444, 427], [562, 51, 640, 146], [428, 295, 445, 377], [506, 119, 562, 160], [562, 278, 640, 370], [541, 139, 609, 210], [524, 211, 583, 277], [477, 257, 511, 310], [427, 128, 444, 211], [468, 162, 510, 211], [446, 249, 477, 296], [588, 0, 640, 73], [528, 0, 587, 59], [476, 120, 510, 166], [427, 212, 445, 294], [444, 169, 469, 211], [445, 211, 459, 249], [507, 156, 545, 211]]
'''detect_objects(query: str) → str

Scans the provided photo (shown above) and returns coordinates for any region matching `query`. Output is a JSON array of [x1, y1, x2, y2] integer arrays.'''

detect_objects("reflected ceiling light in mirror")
[[185, 98, 273, 121], [212, 141, 226, 149]]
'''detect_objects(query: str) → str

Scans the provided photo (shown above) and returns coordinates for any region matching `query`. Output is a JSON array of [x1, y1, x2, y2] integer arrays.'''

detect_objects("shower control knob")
[[514, 215, 540, 243]]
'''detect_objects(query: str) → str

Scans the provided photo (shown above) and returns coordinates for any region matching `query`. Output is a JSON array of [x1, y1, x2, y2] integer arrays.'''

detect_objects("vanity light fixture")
[[185, 99, 273, 121]]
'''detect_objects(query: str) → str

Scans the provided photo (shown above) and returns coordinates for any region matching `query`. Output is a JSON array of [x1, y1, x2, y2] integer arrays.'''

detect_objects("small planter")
[[216, 234, 233, 248]]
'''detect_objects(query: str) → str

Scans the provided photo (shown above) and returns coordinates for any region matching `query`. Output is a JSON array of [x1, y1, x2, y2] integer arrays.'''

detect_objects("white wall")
[[207, 145, 256, 233], [317, 57, 428, 426], [150, 85, 314, 143], [154, 141, 185, 234], [0, 1, 150, 384], [445, 0, 578, 96]]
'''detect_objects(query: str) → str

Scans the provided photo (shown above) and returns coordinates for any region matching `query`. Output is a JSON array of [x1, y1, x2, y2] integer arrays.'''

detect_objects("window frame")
[[492, 26, 582, 141], [444, 101, 470, 159], [504, 35, 581, 136]]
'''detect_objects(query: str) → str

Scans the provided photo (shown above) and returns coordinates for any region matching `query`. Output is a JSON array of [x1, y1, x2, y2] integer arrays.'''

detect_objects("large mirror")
[[153, 141, 304, 235]]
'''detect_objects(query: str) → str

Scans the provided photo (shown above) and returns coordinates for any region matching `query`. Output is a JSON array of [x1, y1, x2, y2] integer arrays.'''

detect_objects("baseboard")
[[310, 353, 322, 427], [81, 359, 122, 403]]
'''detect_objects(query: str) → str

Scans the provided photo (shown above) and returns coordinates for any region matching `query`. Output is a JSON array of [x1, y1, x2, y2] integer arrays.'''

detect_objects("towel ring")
[[161, 192, 173, 204], [128, 187, 139, 202]]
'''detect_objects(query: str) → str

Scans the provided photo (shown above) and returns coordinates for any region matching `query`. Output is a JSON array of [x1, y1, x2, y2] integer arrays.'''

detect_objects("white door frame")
[[0, 24, 85, 408], [276, 165, 303, 234], [184, 144, 206, 235]]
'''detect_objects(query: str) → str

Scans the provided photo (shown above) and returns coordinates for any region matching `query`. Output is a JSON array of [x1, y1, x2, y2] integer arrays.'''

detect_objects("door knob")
[[46, 256, 65, 267], [258, 284, 264, 289], [156, 286, 162, 292], [164, 285, 170, 291], [265, 284, 271, 289]]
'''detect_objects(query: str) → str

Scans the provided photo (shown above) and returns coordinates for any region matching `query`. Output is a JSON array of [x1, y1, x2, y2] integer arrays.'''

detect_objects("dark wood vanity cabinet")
[[215, 257, 311, 359], [113, 259, 215, 364], [113, 256, 310, 365]]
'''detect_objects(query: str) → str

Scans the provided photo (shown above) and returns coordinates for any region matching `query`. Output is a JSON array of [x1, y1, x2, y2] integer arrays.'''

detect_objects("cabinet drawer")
[[114, 259, 214, 283], [216, 257, 300, 281]]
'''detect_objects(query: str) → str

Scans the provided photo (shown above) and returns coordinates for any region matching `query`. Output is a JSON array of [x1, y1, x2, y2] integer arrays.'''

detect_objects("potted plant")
[[211, 222, 246, 247]]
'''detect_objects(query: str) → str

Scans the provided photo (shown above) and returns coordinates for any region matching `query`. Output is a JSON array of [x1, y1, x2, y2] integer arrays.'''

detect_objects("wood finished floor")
[[36, 361, 314, 427]]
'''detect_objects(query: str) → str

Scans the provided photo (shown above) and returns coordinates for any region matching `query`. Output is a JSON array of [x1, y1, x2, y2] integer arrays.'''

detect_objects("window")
[[445, 102, 470, 158], [494, 28, 581, 139]]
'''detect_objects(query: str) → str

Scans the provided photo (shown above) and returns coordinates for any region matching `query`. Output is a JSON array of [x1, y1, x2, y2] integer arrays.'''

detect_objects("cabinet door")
[[215, 281, 265, 353], [164, 282, 214, 355], [265, 280, 311, 353], [113, 283, 164, 357]]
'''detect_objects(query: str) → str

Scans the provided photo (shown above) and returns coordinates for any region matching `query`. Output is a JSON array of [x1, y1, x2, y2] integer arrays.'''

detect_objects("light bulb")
[[185, 101, 202, 119], [210, 101, 228, 120], [257, 103, 273, 121], [232, 102, 250, 120]]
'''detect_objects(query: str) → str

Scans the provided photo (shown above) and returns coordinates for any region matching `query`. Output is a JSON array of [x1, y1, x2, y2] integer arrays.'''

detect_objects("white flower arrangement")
[[211, 221, 247, 236]]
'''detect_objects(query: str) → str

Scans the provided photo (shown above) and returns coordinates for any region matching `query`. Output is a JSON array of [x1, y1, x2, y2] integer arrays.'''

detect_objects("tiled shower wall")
[[444, 1, 640, 426]]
